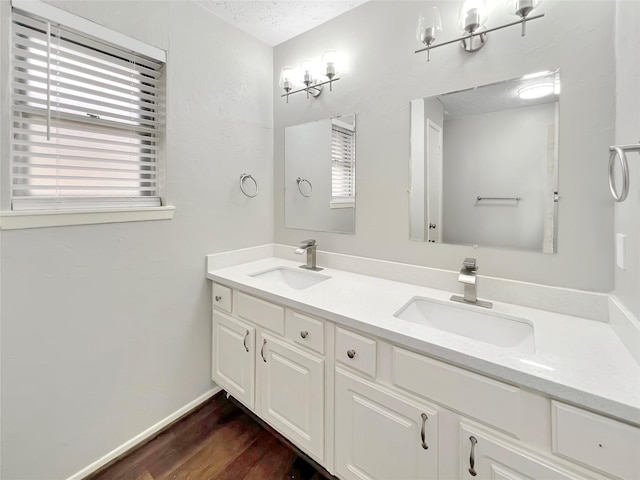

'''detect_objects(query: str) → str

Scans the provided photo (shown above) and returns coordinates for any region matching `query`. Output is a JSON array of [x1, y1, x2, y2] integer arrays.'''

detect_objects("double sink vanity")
[[206, 245, 640, 480]]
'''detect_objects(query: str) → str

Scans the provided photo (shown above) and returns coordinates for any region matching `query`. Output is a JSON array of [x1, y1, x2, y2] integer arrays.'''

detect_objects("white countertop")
[[207, 257, 640, 426]]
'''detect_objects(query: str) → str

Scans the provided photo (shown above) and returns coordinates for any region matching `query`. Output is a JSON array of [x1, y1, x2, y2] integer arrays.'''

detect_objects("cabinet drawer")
[[285, 310, 325, 354], [335, 327, 376, 378], [236, 292, 284, 335], [212, 283, 232, 313], [392, 347, 521, 437], [552, 401, 640, 479]]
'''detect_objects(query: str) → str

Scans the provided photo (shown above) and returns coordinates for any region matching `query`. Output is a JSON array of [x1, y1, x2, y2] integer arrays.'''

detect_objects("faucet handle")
[[300, 239, 316, 247], [462, 257, 477, 270]]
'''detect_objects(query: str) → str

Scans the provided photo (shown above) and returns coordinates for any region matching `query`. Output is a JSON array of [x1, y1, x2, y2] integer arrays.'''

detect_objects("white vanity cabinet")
[[333, 328, 611, 480], [210, 281, 638, 480], [211, 284, 328, 467]]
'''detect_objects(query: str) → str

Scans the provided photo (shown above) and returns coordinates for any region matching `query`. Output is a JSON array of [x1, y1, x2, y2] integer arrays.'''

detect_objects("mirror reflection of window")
[[331, 118, 356, 208], [284, 114, 356, 234]]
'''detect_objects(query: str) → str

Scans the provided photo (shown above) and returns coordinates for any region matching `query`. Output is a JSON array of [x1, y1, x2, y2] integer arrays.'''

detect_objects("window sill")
[[0, 206, 175, 230], [330, 201, 355, 209]]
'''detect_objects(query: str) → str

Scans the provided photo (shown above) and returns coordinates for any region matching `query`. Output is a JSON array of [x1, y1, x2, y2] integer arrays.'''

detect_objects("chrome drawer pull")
[[243, 330, 249, 352], [420, 413, 429, 450], [347, 349, 356, 359], [468, 435, 478, 476], [300, 330, 309, 339], [261, 339, 267, 362]]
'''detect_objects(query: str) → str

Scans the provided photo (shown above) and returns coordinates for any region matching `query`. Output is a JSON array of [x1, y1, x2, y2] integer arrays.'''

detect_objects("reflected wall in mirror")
[[410, 70, 560, 253], [285, 114, 356, 234]]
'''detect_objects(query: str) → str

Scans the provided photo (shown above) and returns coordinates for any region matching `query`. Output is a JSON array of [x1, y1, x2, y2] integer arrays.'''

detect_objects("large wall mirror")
[[285, 114, 356, 234], [410, 70, 560, 253]]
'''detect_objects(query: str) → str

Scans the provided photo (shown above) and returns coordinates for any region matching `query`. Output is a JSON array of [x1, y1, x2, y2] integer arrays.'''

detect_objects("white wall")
[[273, 0, 616, 292], [442, 103, 554, 251], [285, 119, 354, 233], [614, 0, 640, 319], [0, 1, 273, 478]]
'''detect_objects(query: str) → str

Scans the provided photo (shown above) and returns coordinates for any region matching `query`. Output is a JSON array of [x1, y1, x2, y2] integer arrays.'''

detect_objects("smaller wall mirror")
[[410, 70, 560, 253], [285, 114, 356, 234]]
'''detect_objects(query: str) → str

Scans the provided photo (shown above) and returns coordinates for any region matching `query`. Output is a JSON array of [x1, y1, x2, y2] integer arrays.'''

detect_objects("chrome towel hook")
[[239, 173, 258, 198], [609, 142, 640, 202], [296, 177, 313, 197]]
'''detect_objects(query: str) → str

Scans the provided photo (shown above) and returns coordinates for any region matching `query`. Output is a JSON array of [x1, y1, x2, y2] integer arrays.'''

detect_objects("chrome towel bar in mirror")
[[477, 196, 521, 202], [609, 142, 640, 202], [240, 173, 258, 198]]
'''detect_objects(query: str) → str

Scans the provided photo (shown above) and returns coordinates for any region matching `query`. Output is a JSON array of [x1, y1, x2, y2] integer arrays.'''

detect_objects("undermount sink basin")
[[249, 266, 331, 290], [394, 297, 535, 354]]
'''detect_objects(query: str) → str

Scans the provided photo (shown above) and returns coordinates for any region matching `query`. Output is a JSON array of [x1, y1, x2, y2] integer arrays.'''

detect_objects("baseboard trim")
[[66, 386, 222, 480]]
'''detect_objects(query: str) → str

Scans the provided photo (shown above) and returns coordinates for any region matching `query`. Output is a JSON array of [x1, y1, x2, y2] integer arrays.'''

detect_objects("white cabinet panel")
[[259, 332, 325, 463], [459, 423, 590, 480], [393, 347, 521, 437], [212, 311, 255, 409], [236, 291, 285, 335], [552, 401, 640, 479], [335, 368, 438, 480]]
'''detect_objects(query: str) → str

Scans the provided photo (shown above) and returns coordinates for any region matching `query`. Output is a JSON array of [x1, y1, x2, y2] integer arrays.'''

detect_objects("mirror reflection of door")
[[426, 120, 443, 243]]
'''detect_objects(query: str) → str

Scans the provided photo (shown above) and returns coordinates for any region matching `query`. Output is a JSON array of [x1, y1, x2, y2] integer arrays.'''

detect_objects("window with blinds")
[[10, 9, 165, 211], [331, 123, 356, 207]]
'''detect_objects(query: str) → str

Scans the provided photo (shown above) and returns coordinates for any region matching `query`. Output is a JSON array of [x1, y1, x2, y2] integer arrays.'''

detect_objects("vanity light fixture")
[[415, 0, 545, 61], [279, 50, 341, 102]]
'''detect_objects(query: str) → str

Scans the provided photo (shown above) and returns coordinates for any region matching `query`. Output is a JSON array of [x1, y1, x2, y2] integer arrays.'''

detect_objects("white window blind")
[[331, 124, 356, 205], [10, 9, 165, 211]]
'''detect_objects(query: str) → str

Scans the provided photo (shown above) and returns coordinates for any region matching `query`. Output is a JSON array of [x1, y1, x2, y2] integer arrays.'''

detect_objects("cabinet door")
[[459, 424, 590, 480], [335, 368, 439, 480], [259, 332, 325, 463], [212, 311, 255, 409]]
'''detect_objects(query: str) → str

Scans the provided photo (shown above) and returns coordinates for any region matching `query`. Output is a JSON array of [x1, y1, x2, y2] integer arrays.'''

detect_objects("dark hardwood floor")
[[88, 392, 333, 480]]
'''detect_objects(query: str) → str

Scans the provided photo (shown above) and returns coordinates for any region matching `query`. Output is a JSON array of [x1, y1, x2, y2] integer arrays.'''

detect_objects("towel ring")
[[296, 177, 313, 197], [240, 173, 258, 198], [609, 146, 629, 202]]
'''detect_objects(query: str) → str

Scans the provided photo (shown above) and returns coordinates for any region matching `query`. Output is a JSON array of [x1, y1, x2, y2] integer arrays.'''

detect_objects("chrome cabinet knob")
[[300, 330, 309, 339], [347, 349, 356, 359]]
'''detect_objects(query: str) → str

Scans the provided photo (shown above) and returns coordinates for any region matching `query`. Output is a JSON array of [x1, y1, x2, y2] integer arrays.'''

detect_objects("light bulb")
[[300, 59, 315, 86], [416, 7, 442, 47], [507, 0, 542, 18], [279, 66, 293, 92], [322, 50, 337, 79], [458, 0, 488, 33]]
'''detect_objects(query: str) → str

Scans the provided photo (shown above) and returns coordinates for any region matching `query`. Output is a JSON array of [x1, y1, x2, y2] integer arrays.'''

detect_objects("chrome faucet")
[[295, 239, 323, 271], [450, 258, 492, 309]]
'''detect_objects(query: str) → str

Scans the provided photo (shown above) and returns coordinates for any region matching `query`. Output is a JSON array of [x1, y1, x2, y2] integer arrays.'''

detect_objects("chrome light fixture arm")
[[281, 77, 341, 101], [415, 13, 544, 56]]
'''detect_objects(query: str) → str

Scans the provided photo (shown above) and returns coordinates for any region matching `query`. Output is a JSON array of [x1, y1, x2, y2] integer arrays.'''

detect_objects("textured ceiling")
[[193, 0, 368, 46]]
